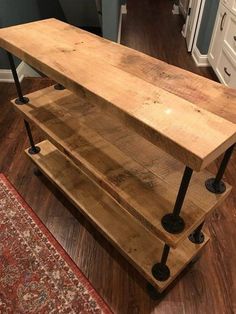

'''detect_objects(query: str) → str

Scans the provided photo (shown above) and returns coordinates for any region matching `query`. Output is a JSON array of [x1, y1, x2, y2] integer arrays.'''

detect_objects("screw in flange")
[[188, 231, 205, 244], [205, 178, 226, 194], [152, 263, 170, 282], [28, 146, 41, 155], [15, 97, 29, 105], [161, 213, 185, 234]]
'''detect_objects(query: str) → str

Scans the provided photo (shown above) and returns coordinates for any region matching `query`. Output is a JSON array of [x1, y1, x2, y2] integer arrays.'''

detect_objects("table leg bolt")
[[28, 146, 41, 155], [188, 231, 205, 244], [205, 178, 226, 194], [152, 263, 170, 281], [161, 213, 185, 234], [15, 97, 29, 105]]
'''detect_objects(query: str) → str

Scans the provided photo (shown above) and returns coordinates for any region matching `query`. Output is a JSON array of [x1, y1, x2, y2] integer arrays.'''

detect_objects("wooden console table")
[[0, 18, 235, 294]]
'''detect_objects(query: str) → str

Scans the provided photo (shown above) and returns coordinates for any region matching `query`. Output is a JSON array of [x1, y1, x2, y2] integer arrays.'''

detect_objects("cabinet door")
[[185, 0, 202, 52], [215, 49, 236, 87], [208, 4, 229, 68], [224, 12, 236, 57]]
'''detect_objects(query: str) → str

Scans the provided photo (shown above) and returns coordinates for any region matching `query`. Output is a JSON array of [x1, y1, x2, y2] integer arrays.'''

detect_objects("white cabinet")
[[208, 1, 236, 88]]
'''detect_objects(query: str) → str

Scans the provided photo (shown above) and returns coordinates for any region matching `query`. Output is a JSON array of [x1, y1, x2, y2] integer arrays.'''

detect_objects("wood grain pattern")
[[0, 20, 235, 313], [26, 139, 209, 292], [1, 1, 236, 311], [12, 85, 232, 248], [3, 19, 235, 125], [1, 19, 236, 171]]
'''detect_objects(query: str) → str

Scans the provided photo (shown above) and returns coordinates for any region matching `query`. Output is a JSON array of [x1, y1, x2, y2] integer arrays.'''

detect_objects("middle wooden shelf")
[[12, 85, 232, 248]]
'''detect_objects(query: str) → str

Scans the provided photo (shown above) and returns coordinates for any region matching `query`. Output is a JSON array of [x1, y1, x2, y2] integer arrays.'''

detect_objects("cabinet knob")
[[234, 36, 236, 41], [224, 67, 231, 77]]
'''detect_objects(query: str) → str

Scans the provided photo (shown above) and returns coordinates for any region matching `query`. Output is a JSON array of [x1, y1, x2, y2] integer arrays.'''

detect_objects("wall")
[[59, 0, 99, 28], [0, 0, 40, 68], [196, 0, 220, 54], [0, 0, 100, 69], [102, 0, 121, 42]]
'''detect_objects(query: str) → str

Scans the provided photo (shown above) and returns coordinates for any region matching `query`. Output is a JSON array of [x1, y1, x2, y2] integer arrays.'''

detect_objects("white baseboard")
[[0, 61, 40, 83], [192, 47, 210, 67], [181, 23, 187, 38], [118, 5, 127, 44], [121, 4, 127, 15], [172, 4, 180, 15], [179, 3, 188, 18]]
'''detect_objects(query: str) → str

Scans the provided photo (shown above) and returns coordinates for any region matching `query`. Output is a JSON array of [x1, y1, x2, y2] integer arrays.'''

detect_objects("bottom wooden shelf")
[[26, 140, 209, 292]]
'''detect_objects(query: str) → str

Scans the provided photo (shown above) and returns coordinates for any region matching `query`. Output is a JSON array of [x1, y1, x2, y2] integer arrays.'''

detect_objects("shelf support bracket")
[[152, 244, 170, 281], [7, 52, 29, 105], [205, 144, 235, 194], [188, 222, 205, 244], [161, 166, 193, 234]]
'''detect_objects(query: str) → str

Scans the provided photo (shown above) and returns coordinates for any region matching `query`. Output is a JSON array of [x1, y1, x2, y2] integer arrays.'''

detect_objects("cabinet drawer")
[[225, 13, 236, 56], [216, 49, 236, 87]]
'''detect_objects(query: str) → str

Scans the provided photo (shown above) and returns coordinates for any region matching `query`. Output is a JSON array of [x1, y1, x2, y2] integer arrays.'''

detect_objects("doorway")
[[182, 0, 205, 52]]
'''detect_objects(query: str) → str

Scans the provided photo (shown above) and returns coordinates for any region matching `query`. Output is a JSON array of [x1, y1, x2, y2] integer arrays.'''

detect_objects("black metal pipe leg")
[[152, 244, 170, 281], [188, 222, 205, 244], [146, 283, 164, 300], [205, 144, 235, 194], [24, 120, 40, 155], [162, 166, 193, 234], [33, 167, 42, 176], [7, 52, 29, 105]]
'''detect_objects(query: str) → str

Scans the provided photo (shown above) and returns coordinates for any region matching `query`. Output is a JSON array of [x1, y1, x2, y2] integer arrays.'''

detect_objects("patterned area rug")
[[0, 174, 112, 313]]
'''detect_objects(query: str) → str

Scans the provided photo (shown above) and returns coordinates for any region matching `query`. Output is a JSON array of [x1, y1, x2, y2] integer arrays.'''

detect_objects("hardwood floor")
[[0, 0, 235, 313], [122, 0, 218, 80]]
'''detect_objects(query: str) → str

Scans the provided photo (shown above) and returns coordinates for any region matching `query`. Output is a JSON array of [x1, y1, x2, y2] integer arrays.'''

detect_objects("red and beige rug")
[[0, 174, 112, 313]]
